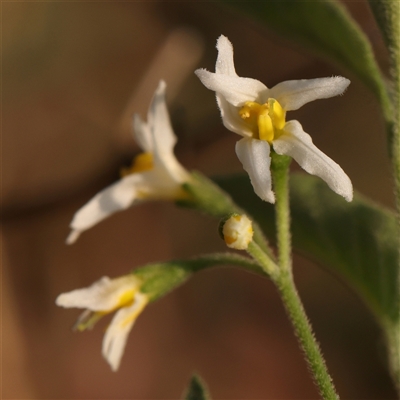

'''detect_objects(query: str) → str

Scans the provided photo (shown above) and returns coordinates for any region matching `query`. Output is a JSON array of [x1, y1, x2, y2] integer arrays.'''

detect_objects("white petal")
[[215, 35, 237, 76], [235, 138, 275, 203], [67, 175, 140, 243], [133, 114, 153, 153], [102, 292, 148, 371], [216, 95, 253, 138], [147, 81, 189, 182], [273, 120, 353, 201], [55, 275, 140, 312], [133, 168, 183, 199], [149, 80, 177, 158], [195, 69, 267, 107], [268, 77, 350, 111]]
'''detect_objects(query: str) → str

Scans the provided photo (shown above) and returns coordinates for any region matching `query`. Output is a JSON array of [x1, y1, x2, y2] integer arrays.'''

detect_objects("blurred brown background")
[[2, 1, 397, 399]]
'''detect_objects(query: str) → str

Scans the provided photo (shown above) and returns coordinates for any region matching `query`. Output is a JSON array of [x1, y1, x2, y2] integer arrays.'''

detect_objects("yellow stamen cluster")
[[239, 98, 286, 143], [120, 152, 154, 177], [116, 289, 137, 308]]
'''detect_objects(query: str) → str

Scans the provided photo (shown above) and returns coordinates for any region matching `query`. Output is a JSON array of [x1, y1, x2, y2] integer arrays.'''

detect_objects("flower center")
[[239, 98, 286, 143], [120, 152, 154, 177], [116, 289, 136, 308]]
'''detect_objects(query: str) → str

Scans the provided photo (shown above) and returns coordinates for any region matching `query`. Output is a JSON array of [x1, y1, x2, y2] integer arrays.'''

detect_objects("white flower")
[[67, 80, 190, 244], [222, 214, 253, 250], [195, 35, 353, 203], [56, 275, 148, 371]]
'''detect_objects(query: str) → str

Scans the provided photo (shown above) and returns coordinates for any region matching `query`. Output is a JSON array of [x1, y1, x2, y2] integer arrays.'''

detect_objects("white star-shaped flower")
[[195, 35, 353, 203], [56, 275, 148, 371], [67, 80, 190, 244]]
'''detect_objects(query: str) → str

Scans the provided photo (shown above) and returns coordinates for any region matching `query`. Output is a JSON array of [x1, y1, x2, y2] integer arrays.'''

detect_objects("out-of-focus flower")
[[67, 80, 190, 244], [56, 275, 148, 371], [195, 35, 353, 203], [222, 214, 253, 250]]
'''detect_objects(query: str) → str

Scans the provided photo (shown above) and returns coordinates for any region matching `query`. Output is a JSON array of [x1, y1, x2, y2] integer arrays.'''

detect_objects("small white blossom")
[[67, 80, 190, 244], [195, 35, 353, 203], [222, 214, 254, 250], [56, 275, 148, 371]]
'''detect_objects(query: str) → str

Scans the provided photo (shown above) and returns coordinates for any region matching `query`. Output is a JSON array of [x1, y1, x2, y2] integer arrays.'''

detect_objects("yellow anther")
[[117, 289, 136, 308], [238, 98, 286, 142], [239, 102, 262, 136], [239, 101, 261, 120], [120, 152, 154, 177], [268, 98, 286, 130], [258, 108, 274, 143]]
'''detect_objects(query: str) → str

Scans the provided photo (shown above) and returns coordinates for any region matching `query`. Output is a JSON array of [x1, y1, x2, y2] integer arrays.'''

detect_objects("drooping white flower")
[[56, 275, 148, 371], [67, 80, 190, 244], [195, 35, 353, 203]]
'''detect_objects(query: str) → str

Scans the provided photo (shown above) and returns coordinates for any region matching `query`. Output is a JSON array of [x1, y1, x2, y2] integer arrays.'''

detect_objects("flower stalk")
[[271, 152, 292, 272], [270, 151, 339, 399], [275, 271, 339, 400]]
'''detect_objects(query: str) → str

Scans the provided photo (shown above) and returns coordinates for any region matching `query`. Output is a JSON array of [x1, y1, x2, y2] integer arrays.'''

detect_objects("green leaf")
[[184, 375, 211, 400], [221, 0, 392, 124], [217, 173, 399, 326]]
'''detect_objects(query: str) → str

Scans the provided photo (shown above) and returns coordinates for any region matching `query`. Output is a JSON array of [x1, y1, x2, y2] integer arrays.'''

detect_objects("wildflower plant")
[[57, 1, 400, 398]]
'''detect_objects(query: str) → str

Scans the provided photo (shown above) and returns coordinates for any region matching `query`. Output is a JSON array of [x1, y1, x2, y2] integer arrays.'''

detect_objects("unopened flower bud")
[[222, 214, 253, 250]]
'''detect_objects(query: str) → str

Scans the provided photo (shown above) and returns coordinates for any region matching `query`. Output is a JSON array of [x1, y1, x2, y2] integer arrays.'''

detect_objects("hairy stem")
[[276, 271, 339, 400], [271, 151, 339, 399]]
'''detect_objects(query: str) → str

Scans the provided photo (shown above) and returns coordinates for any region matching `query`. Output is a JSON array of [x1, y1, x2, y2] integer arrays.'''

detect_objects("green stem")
[[271, 153, 292, 272], [271, 152, 339, 399], [384, 320, 400, 393], [362, 1, 400, 391], [247, 241, 280, 279], [276, 271, 339, 400]]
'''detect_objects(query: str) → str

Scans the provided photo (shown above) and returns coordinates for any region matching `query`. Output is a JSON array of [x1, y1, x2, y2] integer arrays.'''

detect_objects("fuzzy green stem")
[[383, 321, 400, 393], [271, 152, 339, 399], [247, 241, 280, 279], [271, 152, 292, 272], [367, 1, 400, 391], [276, 271, 339, 400]]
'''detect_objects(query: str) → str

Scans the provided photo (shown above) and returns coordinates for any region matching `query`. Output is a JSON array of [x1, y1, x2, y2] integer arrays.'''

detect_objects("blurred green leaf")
[[184, 375, 210, 400], [222, 0, 392, 123], [217, 173, 399, 326]]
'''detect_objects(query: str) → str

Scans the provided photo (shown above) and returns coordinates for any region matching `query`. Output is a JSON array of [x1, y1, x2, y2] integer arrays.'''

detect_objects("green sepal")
[[184, 375, 211, 400]]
